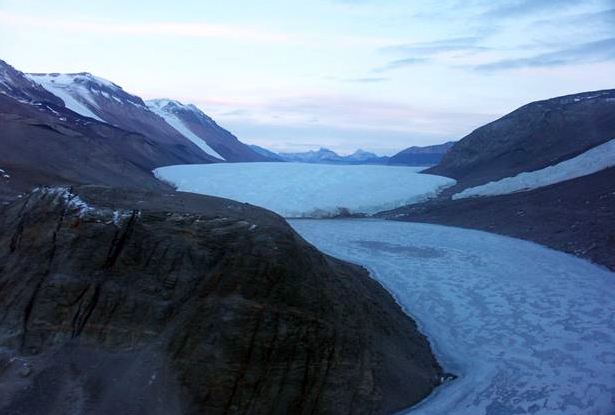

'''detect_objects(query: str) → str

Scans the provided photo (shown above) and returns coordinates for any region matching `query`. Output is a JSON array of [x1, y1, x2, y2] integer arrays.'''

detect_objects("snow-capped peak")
[[146, 98, 183, 110], [27, 72, 122, 92], [26, 71, 146, 121], [347, 149, 378, 161], [145, 99, 225, 161], [147, 98, 208, 118], [26, 73, 105, 121]]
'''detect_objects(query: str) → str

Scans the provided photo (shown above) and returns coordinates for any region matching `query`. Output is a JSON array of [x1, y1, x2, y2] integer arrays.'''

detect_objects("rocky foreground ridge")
[[0, 186, 444, 415]]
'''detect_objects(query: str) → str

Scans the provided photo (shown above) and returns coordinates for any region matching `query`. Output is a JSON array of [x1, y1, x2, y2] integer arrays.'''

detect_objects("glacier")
[[453, 138, 615, 199], [289, 219, 615, 415], [153, 163, 455, 217]]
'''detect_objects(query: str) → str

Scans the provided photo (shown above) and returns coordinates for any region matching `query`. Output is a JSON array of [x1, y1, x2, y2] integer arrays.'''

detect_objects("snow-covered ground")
[[154, 163, 455, 217], [454, 138, 615, 199], [289, 219, 615, 415], [146, 99, 225, 160]]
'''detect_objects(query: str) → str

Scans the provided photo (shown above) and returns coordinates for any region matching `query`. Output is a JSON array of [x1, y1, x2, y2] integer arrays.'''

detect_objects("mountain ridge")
[[23, 67, 271, 163]]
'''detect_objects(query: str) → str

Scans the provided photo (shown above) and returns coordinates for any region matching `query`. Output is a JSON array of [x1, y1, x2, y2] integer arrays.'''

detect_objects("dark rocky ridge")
[[427, 89, 615, 191], [0, 186, 444, 415], [388, 141, 455, 166], [378, 166, 615, 271]]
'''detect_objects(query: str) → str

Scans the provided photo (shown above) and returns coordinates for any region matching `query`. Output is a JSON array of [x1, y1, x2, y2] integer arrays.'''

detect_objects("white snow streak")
[[146, 100, 225, 160], [453, 138, 615, 199], [33, 187, 133, 225], [26, 74, 104, 121]]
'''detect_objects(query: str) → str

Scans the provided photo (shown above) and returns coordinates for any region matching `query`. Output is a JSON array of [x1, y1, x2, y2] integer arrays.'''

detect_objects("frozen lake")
[[289, 219, 615, 415], [154, 163, 454, 217]]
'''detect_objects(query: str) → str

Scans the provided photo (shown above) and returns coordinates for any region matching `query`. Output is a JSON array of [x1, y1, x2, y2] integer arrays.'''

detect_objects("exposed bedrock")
[[0, 186, 443, 415]]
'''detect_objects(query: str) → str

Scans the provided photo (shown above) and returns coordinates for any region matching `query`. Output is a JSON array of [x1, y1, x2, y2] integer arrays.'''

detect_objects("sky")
[[1, 0, 614, 155]]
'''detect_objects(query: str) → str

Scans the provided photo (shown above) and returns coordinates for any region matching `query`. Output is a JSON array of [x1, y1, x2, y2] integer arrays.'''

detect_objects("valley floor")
[[290, 219, 615, 415]]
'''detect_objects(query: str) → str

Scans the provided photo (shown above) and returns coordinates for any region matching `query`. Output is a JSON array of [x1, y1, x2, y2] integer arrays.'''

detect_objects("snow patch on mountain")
[[146, 99, 225, 160], [453, 138, 615, 199], [26, 73, 105, 121]]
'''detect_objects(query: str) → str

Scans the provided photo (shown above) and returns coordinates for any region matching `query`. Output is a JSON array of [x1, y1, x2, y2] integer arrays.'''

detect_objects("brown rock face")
[[0, 186, 443, 415]]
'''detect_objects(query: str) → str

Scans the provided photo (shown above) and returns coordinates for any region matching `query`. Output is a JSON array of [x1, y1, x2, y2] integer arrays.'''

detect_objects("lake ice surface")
[[289, 219, 615, 415], [154, 163, 454, 217]]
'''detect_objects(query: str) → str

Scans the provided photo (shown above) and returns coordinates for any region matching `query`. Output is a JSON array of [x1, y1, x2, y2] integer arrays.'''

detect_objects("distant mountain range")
[[250, 146, 390, 164], [249, 144, 456, 166]]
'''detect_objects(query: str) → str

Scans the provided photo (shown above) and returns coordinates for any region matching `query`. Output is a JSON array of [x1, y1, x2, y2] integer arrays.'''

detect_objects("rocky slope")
[[380, 90, 615, 271], [0, 186, 444, 415], [426, 90, 615, 190], [250, 145, 286, 161], [24, 71, 219, 164], [378, 166, 615, 271], [0, 92, 177, 203], [388, 141, 455, 166]]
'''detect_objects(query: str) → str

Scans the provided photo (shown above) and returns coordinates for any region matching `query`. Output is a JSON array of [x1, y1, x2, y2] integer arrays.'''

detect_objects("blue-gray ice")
[[154, 163, 454, 217], [289, 219, 615, 415]]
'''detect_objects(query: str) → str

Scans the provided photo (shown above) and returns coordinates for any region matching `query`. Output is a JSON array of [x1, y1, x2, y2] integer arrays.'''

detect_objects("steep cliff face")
[[0, 186, 443, 415]]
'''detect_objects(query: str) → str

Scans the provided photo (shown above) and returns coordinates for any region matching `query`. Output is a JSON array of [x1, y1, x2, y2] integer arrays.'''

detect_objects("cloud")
[[0, 11, 286, 43], [373, 36, 492, 72], [197, 93, 498, 149], [530, 8, 615, 34], [346, 77, 390, 82], [476, 37, 615, 70], [381, 36, 488, 56], [372, 57, 430, 73], [480, 0, 582, 19], [0, 10, 395, 49]]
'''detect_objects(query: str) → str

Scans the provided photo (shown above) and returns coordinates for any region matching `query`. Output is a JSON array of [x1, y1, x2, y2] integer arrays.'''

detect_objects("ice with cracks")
[[290, 219, 615, 415]]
